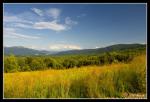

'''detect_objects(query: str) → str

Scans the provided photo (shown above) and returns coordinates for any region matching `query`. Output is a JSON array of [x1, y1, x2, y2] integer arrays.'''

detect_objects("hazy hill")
[[4, 44, 146, 56], [54, 44, 146, 55], [4, 46, 55, 56]]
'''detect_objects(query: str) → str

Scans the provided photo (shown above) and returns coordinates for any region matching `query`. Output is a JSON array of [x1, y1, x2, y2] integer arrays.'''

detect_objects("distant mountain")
[[54, 44, 146, 55], [4, 44, 146, 56], [4, 46, 56, 55]]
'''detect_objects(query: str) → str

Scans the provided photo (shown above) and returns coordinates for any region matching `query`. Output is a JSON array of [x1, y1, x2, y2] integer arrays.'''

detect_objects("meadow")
[[4, 54, 146, 98]]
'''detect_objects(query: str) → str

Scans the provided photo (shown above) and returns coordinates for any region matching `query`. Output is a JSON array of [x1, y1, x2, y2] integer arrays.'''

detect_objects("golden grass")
[[4, 55, 146, 98]]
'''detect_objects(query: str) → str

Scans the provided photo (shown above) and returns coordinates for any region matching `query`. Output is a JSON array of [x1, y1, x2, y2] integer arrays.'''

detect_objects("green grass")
[[4, 55, 146, 98]]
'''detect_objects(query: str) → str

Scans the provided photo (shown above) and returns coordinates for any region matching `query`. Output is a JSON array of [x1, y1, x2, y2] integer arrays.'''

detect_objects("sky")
[[3, 3, 146, 51]]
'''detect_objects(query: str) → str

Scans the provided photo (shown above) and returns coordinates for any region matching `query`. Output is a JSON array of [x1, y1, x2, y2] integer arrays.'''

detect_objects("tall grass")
[[4, 55, 146, 98]]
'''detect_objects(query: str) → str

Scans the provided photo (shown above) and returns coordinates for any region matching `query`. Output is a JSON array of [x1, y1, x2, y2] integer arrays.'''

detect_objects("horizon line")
[[3, 43, 146, 52]]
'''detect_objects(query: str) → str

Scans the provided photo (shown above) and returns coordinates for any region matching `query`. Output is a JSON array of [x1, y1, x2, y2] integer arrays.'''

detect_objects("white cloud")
[[4, 15, 33, 24], [32, 17, 78, 31], [33, 20, 67, 31], [10, 33, 40, 39], [95, 46, 99, 48], [31, 8, 43, 16], [46, 8, 61, 19], [65, 17, 78, 25], [48, 44, 81, 50], [4, 28, 15, 32], [14, 23, 32, 28], [25, 45, 38, 49], [3, 16, 18, 22], [4, 8, 78, 32], [4, 28, 40, 40]]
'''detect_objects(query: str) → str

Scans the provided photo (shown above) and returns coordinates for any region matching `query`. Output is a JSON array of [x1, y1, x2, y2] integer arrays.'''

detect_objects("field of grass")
[[4, 54, 146, 98]]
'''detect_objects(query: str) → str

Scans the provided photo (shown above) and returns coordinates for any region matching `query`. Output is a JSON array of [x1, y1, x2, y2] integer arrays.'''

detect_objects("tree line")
[[4, 50, 145, 73]]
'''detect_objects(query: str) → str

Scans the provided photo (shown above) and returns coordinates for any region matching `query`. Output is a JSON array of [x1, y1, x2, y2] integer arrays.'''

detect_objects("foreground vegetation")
[[4, 54, 146, 98]]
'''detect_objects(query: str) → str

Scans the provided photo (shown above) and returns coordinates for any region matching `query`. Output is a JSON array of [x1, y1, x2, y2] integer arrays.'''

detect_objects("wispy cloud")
[[48, 44, 82, 50], [65, 17, 78, 25], [4, 8, 78, 32], [77, 13, 86, 18], [33, 17, 78, 32], [33, 20, 67, 31], [4, 15, 33, 24], [46, 8, 61, 19], [31, 8, 43, 16], [4, 28, 40, 40], [65, 17, 78, 30], [13, 23, 32, 28], [10, 33, 40, 39]]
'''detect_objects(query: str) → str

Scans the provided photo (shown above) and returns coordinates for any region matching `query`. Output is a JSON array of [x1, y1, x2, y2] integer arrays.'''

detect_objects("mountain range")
[[4, 44, 146, 56]]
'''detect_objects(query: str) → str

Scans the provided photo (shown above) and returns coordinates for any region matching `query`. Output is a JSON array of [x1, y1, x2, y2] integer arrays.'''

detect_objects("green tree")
[[4, 54, 20, 73], [18, 57, 31, 71], [30, 58, 46, 71]]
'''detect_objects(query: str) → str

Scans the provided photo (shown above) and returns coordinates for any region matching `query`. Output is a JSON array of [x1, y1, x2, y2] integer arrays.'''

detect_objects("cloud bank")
[[48, 44, 82, 50]]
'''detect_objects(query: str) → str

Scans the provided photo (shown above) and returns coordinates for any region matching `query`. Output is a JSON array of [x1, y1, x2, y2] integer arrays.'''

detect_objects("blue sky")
[[3, 4, 146, 51]]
